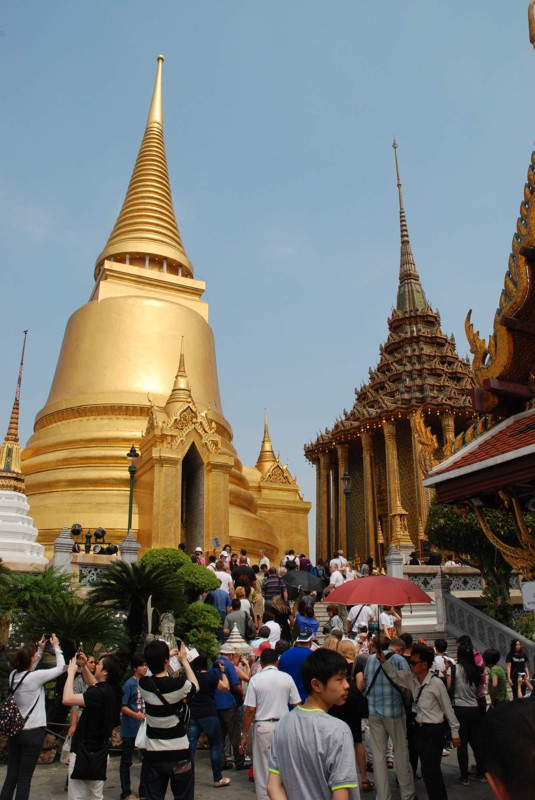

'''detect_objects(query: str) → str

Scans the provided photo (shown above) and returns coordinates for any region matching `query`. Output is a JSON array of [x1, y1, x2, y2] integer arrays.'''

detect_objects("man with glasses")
[[377, 643, 460, 800], [364, 635, 415, 800]]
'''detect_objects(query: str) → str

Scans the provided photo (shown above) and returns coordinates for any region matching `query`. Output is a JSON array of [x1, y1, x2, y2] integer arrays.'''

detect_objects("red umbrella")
[[323, 575, 432, 607]]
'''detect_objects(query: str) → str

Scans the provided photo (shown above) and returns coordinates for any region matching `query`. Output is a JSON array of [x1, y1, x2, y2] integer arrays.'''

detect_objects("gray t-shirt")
[[268, 706, 359, 800]]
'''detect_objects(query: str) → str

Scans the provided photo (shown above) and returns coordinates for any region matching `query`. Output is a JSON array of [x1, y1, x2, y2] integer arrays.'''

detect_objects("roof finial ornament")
[[147, 54, 164, 127], [392, 138, 409, 245], [529, 0, 535, 48], [256, 408, 276, 473], [5, 330, 28, 444]]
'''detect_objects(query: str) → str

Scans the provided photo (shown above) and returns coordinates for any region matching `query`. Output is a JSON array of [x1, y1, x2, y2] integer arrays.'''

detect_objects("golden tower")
[[22, 57, 309, 560], [305, 142, 474, 564]]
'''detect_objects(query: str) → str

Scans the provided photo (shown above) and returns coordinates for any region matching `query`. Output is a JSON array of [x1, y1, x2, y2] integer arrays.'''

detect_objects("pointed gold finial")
[[147, 55, 164, 126], [392, 140, 428, 314], [165, 337, 192, 413], [95, 55, 193, 279], [256, 408, 277, 473], [0, 331, 28, 492]]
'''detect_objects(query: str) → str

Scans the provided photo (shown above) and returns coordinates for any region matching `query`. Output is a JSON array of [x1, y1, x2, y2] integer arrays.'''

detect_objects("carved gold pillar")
[[361, 432, 376, 564], [382, 419, 412, 555], [441, 414, 455, 457], [409, 414, 427, 550], [336, 444, 348, 555], [316, 453, 331, 561]]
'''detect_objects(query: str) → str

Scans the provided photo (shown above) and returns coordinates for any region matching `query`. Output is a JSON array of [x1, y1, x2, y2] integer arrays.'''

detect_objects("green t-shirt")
[[489, 664, 507, 704]]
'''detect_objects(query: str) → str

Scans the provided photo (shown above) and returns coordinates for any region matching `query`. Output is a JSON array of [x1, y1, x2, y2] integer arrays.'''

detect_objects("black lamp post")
[[341, 472, 352, 562], [127, 445, 139, 533]]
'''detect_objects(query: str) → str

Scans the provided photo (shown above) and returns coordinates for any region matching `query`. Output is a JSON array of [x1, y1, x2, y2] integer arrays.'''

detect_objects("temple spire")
[[392, 139, 428, 313], [256, 409, 277, 473], [165, 337, 192, 412], [0, 331, 28, 492], [95, 55, 193, 279]]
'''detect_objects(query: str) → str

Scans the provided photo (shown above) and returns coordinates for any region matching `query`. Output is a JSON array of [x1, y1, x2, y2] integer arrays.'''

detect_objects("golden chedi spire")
[[0, 331, 28, 493], [256, 409, 277, 474], [95, 55, 193, 279], [165, 337, 193, 414], [392, 139, 429, 314]]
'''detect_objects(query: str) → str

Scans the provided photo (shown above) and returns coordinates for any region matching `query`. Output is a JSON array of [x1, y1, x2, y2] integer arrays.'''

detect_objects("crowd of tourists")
[[1, 545, 534, 800]]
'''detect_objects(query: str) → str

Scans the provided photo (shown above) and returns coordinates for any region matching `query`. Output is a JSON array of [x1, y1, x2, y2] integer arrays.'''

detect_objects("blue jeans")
[[120, 735, 146, 799], [188, 716, 222, 782], [0, 726, 45, 800], [140, 755, 194, 800]]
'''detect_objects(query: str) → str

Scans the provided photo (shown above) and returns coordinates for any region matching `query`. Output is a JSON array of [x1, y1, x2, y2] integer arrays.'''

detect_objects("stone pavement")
[[0, 747, 495, 799]]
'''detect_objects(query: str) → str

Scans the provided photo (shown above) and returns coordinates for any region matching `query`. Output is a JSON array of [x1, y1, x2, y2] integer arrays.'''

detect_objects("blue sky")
[[0, 2, 532, 554]]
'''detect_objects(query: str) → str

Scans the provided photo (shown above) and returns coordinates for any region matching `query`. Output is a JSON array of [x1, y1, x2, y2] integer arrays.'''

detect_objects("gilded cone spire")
[[165, 337, 192, 412], [256, 409, 277, 473], [392, 139, 428, 313], [95, 55, 193, 279], [0, 331, 28, 492]]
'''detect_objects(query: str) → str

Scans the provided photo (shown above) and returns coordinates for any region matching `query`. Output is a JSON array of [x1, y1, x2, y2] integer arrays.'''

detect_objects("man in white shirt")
[[214, 560, 234, 597], [347, 604, 374, 637], [258, 549, 270, 570], [239, 648, 301, 800], [323, 569, 345, 598]]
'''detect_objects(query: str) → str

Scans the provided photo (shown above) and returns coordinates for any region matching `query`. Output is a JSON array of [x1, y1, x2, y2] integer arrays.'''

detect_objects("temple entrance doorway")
[[181, 444, 204, 552]]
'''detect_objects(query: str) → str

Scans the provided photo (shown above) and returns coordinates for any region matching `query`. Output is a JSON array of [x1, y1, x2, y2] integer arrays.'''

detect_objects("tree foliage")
[[176, 602, 221, 635], [177, 562, 220, 600], [88, 560, 185, 656], [425, 501, 528, 623], [11, 597, 128, 660], [141, 547, 190, 573], [0, 567, 75, 627]]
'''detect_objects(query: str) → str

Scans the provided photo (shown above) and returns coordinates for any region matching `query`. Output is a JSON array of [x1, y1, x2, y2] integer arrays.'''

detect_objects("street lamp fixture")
[[127, 445, 140, 534], [341, 472, 352, 562]]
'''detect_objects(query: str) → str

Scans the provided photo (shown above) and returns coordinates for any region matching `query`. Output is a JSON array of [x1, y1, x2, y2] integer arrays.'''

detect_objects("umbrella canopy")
[[324, 575, 432, 607], [282, 570, 326, 594]]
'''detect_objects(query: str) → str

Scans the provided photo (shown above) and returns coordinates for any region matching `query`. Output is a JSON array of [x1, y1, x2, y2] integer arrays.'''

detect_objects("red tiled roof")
[[430, 408, 535, 477]]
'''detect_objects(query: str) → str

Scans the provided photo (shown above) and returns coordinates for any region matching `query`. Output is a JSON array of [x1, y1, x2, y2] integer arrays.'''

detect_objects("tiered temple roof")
[[305, 142, 474, 457]]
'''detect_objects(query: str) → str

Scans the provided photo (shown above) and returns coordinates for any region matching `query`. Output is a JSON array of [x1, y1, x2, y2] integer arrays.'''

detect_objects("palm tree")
[[88, 560, 185, 655], [13, 597, 128, 660]]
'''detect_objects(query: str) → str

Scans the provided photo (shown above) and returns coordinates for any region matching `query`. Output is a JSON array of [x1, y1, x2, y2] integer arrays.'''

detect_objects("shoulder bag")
[[0, 672, 40, 737]]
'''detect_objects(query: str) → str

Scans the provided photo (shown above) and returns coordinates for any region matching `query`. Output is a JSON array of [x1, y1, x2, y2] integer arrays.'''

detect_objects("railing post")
[[431, 570, 452, 629], [385, 544, 404, 578], [120, 529, 141, 564], [52, 525, 73, 573]]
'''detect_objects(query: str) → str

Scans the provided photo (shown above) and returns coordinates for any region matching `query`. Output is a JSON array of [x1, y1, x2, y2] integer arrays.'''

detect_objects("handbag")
[[135, 719, 147, 749], [70, 740, 109, 781], [244, 611, 257, 640], [60, 735, 72, 765], [0, 672, 39, 737]]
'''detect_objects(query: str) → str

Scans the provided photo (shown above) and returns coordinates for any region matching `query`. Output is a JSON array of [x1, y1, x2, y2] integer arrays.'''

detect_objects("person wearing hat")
[[278, 629, 314, 704], [239, 648, 300, 800], [194, 546, 206, 566]]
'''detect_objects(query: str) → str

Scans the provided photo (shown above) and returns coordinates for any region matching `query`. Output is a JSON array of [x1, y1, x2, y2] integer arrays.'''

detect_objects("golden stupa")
[[22, 56, 310, 561]]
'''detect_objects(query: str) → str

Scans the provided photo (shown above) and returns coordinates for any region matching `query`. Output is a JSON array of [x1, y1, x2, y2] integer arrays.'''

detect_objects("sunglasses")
[[410, 660, 422, 666]]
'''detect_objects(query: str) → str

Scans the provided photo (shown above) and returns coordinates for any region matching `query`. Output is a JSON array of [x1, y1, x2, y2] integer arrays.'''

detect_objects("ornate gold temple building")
[[305, 142, 476, 564], [21, 56, 310, 561]]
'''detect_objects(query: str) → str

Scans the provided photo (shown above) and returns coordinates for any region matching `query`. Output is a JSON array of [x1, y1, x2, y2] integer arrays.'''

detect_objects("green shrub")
[[141, 547, 190, 573], [176, 602, 221, 634], [184, 629, 221, 659], [177, 562, 219, 599]]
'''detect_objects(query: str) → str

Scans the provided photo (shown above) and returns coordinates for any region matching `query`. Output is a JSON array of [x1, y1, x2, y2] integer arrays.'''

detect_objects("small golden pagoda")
[[305, 142, 475, 564], [21, 56, 309, 561]]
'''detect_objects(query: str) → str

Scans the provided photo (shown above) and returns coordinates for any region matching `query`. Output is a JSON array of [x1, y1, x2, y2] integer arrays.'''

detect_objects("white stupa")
[[0, 333, 47, 570]]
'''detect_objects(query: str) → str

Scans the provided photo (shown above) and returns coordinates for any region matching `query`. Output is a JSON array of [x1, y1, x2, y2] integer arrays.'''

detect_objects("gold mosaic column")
[[409, 414, 427, 550], [319, 451, 332, 560], [441, 414, 455, 457], [382, 420, 412, 554], [361, 432, 376, 564], [336, 444, 348, 556]]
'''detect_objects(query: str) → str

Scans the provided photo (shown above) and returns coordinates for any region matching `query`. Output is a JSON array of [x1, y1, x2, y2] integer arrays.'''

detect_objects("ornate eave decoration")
[[465, 147, 535, 413], [145, 399, 221, 455], [261, 460, 296, 486]]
